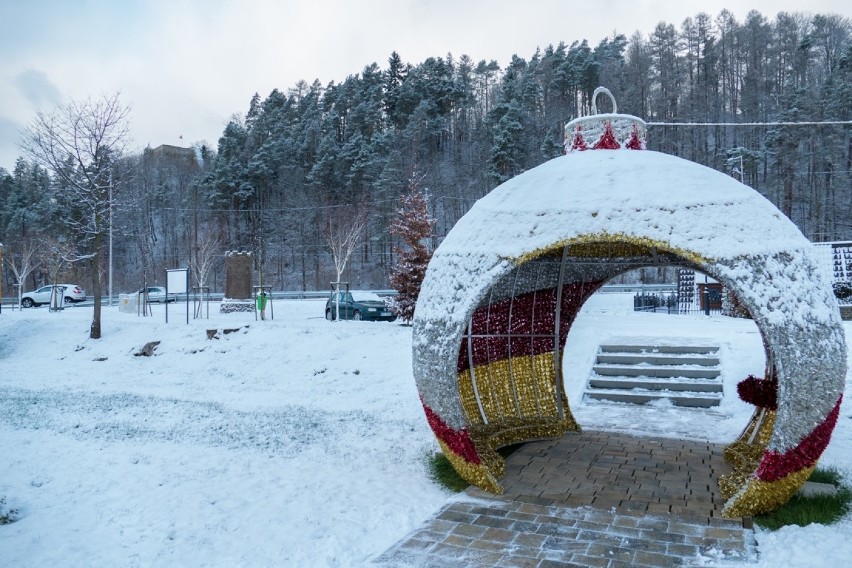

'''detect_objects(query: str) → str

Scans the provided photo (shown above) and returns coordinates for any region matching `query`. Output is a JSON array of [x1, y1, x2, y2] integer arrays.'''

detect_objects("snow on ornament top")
[[564, 87, 647, 153]]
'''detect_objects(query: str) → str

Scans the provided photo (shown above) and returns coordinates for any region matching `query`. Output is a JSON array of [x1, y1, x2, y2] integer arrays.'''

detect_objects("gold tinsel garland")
[[510, 232, 710, 266], [720, 407, 777, 508], [723, 466, 816, 518]]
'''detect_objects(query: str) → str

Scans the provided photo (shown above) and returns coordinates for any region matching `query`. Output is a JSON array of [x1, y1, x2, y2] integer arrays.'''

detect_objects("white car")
[[20, 284, 87, 308]]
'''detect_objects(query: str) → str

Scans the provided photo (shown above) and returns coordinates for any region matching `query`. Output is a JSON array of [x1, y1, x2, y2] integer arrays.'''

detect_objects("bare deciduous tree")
[[324, 204, 368, 320], [22, 92, 131, 338], [3, 239, 40, 309], [191, 231, 223, 289], [324, 205, 368, 286]]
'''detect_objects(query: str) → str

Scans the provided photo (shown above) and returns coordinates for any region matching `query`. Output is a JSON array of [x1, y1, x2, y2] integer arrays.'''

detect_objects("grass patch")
[[427, 444, 525, 493], [427, 453, 469, 492], [808, 467, 843, 486], [755, 467, 852, 531]]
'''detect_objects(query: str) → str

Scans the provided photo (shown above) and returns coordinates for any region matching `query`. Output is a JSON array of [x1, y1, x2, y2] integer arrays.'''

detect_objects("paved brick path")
[[370, 431, 756, 567]]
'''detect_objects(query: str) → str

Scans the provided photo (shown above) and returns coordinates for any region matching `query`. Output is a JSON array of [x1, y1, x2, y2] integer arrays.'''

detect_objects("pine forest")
[[1, 8, 850, 295]]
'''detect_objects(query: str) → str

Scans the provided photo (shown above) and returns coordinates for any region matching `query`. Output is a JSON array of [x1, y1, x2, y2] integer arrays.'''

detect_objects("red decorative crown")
[[564, 87, 647, 153]]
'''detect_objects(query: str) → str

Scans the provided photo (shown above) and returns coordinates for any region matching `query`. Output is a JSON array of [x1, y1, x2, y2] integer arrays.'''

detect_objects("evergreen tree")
[[388, 175, 434, 323]]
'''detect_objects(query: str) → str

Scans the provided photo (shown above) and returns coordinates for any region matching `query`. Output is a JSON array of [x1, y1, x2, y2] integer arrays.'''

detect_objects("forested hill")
[[2, 9, 851, 293]]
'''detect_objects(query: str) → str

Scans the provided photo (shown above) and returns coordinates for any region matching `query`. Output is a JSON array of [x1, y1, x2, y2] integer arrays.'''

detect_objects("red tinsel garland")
[[624, 123, 645, 150], [570, 126, 588, 151], [755, 395, 843, 482], [592, 121, 621, 150], [737, 375, 778, 410], [421, 401, 482, 464]]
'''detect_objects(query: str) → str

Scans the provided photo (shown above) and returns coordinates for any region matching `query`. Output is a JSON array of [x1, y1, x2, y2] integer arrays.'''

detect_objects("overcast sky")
[[1, 0, 849, 172]]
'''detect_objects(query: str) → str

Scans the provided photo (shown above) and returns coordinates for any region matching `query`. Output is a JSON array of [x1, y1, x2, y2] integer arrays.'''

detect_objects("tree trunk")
[[90, 247, 102, 339]]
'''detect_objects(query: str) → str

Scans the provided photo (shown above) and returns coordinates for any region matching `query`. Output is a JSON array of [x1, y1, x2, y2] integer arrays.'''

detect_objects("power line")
[[647, 121, 852, 127]]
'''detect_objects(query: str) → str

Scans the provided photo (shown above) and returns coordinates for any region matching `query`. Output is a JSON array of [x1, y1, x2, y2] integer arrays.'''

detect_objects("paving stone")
[[633, 549, 682, 567], [435, 508, 478, 524], [647, 503, 673, 515], [541, 535, 591, 554], [495, 555, 541, 568], [573, 519, 614, 532], [535, 513, 578, 527], [667, 521, 705, 536], [705, 527, 747, 540], [636, 517, 671, 531], [609, 560, 640, 568], [429, 541, 504, 565], [397, 536, 438, 552], [537, 559, 587, 568], [476, 515, 516, 530], [425, 518, 458, 533], [623, 539, 669, 555], [562, 553, 611, 566], [451, 522, 488, 538], [593, 550, 637, 566], [472, 505, 509, 517], [481, 526, 518, 543], [666, 543, 701, 557], [441, 533, 475, 548], [620, 499, 651, 511], [606, 524, 645, 539], [640, 529, 687, 544], [536, 524, 582, 539], [612, 515, 640, 528], [511, 531, 548, 550], [370, 430, 755, 567]]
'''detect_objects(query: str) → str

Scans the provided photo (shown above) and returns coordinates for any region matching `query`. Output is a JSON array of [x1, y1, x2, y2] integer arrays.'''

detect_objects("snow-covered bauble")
[[412, 87, 845, 517]]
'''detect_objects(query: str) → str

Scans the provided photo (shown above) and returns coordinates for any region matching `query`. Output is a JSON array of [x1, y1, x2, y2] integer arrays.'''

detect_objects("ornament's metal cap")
[[564, 87, 647, 153]]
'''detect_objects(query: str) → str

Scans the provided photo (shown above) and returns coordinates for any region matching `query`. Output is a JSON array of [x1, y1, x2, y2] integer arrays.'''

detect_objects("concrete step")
[[600, 344, 719, 355], [596, 353, 720, 367], [592, 365, 720, 379], [585, 389, 722, 408], [588, 376, 723, 393]]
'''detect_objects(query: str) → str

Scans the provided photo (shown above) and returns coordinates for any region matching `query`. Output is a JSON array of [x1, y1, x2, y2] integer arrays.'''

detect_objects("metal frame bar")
[[466, 319, 488, 424], [552, 246, 569, 418]]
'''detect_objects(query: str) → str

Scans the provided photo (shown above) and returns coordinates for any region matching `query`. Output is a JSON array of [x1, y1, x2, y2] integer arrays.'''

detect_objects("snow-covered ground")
[[0, 293, 850, 567]]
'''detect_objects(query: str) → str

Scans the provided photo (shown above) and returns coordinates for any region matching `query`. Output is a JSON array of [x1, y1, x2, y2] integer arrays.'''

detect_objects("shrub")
[[834, 282, 852, 303], [0, 496, 19, 525]]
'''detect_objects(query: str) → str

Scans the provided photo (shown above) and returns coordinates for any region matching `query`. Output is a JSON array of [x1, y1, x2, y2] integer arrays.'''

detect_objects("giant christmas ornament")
[[412, 87, 846, 517]]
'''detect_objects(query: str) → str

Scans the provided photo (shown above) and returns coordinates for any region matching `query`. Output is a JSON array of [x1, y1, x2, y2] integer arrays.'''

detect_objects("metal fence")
[[634, 290, 722, 315]]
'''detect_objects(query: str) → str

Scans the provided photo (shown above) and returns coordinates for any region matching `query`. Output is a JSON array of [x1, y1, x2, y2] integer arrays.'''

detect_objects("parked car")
[[138, 286, 179, 303], [20, 284, 87, 308], [325, 290, 396, 321]]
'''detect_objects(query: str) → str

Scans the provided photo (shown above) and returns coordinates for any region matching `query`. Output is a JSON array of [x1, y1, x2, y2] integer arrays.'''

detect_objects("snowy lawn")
[[1, 293, 850, 566]]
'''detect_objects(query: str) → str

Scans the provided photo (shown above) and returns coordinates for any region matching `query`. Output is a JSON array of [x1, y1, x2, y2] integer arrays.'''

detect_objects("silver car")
[[138, 286, 178, 303]]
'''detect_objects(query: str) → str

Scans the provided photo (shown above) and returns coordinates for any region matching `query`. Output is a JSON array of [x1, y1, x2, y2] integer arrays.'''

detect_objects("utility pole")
[[108, 173, 114, 306]]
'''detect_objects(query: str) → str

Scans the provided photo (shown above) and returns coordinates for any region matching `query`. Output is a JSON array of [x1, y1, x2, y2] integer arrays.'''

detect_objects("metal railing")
[[634, 290, 722, 315]]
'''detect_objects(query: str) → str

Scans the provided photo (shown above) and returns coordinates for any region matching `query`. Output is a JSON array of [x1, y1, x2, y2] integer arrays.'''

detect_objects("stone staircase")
[[584, 343, 723, 408]]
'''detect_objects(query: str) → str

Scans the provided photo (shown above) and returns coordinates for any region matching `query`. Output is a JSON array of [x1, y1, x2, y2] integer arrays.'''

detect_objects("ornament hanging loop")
[[591, 86, 617, 115]]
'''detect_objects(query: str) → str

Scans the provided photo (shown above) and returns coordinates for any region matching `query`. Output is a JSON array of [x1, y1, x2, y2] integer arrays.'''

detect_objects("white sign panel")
[[167, 268, 188, 294]]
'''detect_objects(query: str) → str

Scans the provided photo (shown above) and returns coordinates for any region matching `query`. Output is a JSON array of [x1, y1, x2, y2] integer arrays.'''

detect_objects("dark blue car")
[[325, 291, 396, 321]]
